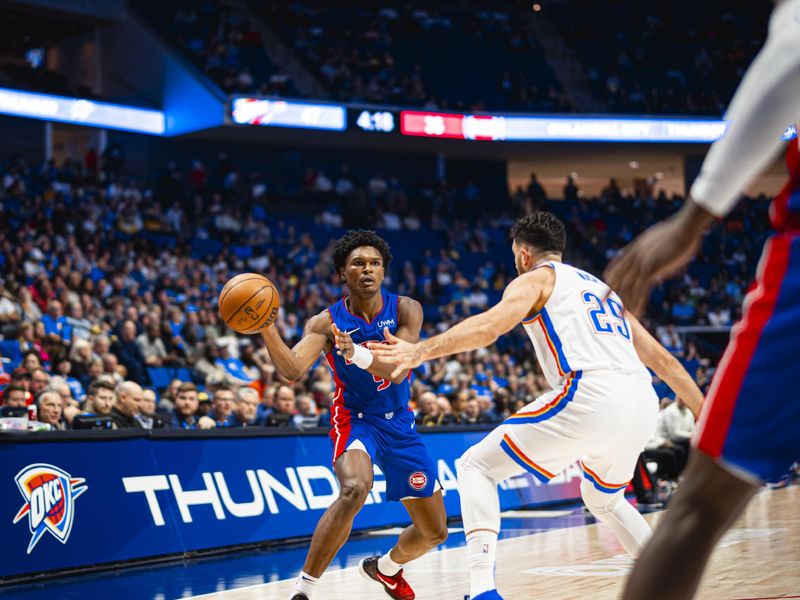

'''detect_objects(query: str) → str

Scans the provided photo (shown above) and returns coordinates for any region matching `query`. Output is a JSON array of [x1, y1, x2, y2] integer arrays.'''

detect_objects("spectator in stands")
[[415, 391, 440, 426], [37, 391, 65, 430], [263, 384, 295, 427], [30, 368, 49, 396], [170, 382, 200, 429], [658, 397, 694, 442], [41, 300, 67, 343], [112, 321, 148, 384], [136, 388, 164, 429], [215, 339, 254, 383], [86, 379, 116, 417], [136, 322, 169, 367], [526, 173, 547, 206], [0, 279, 21, 330], [3, 383, 28, 408], [65, 302, 92, 342], [101, 353, 124, 386], [54, 357, 85, 401], [460, 398, 482, 425], [110, 381, 144, 429], [293, 393, 319, 429], [256, 382, 275, 423], [198, 384, 237, 428], [644, 428, 686, 483], [224, 387, 260, 428], [22, 350, 43, 372]]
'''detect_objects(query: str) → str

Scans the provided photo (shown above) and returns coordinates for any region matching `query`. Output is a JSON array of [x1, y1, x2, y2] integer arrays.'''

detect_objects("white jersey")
[[522, 261, 649, 388]]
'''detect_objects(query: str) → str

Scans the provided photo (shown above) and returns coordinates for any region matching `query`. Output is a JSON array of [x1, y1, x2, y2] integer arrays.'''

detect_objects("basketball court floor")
[[3, 485, 797, 600]]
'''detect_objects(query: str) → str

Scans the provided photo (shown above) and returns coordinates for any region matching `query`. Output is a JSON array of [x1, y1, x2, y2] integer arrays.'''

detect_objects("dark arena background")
[[0, 1, 797, 599]]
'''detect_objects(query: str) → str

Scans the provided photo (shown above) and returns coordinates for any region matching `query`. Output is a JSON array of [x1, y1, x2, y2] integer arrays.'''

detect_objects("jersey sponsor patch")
[[408, 471, 428, 491]]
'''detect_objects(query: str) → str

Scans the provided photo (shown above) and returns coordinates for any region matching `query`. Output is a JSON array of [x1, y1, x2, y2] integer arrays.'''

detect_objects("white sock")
[[466, 531, 497, 597], [378, 550, 403, 576], [456, 428, 522, 598], [291, 571, 318, 598], [581, 480, 652, 556]]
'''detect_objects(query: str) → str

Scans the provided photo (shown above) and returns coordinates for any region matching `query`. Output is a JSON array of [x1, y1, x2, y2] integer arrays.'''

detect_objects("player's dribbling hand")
[[331, 323, 355, 360], [368, 328, 424, 378]]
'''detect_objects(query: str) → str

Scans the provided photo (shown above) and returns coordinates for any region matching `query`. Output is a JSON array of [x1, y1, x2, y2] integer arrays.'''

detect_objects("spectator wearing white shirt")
[[657, 397, 695, 443]]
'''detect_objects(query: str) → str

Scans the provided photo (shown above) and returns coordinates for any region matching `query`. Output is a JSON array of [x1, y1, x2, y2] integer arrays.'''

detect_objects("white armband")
[[351, 344, 374, 369]]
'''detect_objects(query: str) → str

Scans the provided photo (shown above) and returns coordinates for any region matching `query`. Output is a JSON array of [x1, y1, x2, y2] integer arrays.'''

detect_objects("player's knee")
[[338, 479, 370, 510], [580, 480, 621, 515], [422, 522, 449, 547]]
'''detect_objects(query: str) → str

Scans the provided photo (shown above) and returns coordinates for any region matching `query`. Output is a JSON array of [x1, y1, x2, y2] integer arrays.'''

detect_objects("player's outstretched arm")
[[627, 312, 704, 419], [259, 310, 332, 381], [369, 271, 545, 376]]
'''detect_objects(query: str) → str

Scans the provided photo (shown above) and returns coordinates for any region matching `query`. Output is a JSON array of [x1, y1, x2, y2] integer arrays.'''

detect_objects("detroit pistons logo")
[[12, 464, 88, 553], [408, 471, 428, 491]]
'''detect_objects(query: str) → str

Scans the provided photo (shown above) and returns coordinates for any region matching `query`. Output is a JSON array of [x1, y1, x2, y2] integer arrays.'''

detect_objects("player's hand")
[[368, 328, 424, 378], [331, 323, 355, 361], [604, 202, 714, 316]]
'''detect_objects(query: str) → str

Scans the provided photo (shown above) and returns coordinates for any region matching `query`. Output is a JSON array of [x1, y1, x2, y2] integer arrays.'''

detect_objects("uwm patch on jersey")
[[12, 463, 88, 554]]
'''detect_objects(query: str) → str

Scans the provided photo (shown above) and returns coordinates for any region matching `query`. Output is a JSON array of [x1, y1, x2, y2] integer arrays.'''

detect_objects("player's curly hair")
[[332, 229, 393, 274], [511, 212, 566, 253]]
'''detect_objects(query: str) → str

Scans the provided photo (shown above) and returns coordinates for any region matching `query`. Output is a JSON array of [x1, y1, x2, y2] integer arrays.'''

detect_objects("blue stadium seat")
[[147, 367, 171, 391], [0, 340, 21, 370], [171, 367, 192, 383]]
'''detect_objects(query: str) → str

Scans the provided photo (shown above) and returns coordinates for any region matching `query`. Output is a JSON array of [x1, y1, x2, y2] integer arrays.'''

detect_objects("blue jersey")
[[325, 290, 411, 415]]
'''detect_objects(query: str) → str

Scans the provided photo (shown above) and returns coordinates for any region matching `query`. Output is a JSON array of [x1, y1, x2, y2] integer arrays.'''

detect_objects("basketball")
[[218, 273, 280, 334]]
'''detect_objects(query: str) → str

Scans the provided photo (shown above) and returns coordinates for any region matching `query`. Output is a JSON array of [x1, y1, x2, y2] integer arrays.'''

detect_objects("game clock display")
[[349, 108, 398, 133]]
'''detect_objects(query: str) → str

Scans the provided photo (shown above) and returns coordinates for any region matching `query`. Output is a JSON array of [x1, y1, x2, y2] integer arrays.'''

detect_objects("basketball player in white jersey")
[[370, 212, 705, 600], [605, 1, 800, 597]]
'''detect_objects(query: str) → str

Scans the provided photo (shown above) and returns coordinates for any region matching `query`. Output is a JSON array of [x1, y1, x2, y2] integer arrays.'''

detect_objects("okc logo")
[[12, 464, 88, 554]]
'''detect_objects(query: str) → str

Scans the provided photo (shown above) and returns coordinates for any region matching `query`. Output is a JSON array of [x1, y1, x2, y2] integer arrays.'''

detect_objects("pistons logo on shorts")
[[408, 471, 428, 491]]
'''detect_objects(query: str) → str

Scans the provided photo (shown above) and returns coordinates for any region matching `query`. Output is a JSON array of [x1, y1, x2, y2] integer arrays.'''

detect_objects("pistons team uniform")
[[326, 290, 439, 500], [498, 262, 658, 493], [694, 134, 800, 482]]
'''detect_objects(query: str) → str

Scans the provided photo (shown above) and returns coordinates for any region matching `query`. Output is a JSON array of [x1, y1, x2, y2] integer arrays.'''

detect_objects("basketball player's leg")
[[365, 410, 447, 582], [622, 450, 758, 600], [291, 447, 374, 599], [391, 490, 448, 563], [302, 449, 374, 575], [578, 466, 653, 557], [456, 425, 525, 599]]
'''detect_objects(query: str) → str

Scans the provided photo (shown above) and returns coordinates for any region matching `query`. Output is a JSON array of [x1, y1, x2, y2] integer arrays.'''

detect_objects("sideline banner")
[[0, 429, 582, 580]]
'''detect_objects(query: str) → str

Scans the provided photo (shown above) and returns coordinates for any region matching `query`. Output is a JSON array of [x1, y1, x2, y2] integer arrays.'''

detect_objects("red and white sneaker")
[[358, 555, 415, 600]]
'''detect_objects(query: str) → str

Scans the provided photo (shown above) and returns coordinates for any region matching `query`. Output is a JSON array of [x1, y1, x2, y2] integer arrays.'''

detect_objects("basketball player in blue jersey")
[[258, 230, 447, 600], [605, 1, 800, 597], [371, 213, 704, 600]]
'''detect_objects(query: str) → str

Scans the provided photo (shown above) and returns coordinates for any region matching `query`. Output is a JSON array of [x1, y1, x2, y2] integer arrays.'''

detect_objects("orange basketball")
[[218, 273, 280, 334]]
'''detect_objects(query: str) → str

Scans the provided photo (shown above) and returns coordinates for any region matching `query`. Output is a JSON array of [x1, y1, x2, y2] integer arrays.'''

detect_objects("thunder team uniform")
[[694, 134, 800, 482], [326, 290, 439, 501], [500, 261, 659, 492]]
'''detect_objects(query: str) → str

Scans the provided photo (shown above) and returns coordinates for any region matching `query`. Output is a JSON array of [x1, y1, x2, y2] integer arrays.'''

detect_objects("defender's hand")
[[332, 323, 355, 361], [368, 328, 424, 378]]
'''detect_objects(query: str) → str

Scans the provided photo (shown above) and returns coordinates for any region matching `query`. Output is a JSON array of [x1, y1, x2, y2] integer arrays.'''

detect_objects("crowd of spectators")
[[546, 0, 770, 115], [0, 144, 769, 441], [255, 2, 571, 113], [143, 1, 297, 97], [141, 1, 770, 116]]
